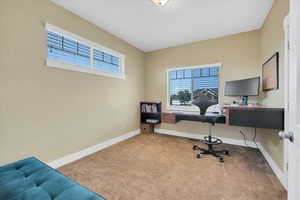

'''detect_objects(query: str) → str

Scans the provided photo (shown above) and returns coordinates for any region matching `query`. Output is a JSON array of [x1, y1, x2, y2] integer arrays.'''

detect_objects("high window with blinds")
[[46, 24, 125, 79], [47, 32, 91, 67], [167, 64, 220, 110]]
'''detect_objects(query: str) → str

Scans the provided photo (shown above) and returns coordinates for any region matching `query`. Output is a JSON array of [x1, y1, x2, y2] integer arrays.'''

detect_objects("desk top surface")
[[161, 107, 283, 129], [163, 110, 224, 116], [223, 105, 284, 110], [162, 105, 284, 116], [163, 110, 199, 115]]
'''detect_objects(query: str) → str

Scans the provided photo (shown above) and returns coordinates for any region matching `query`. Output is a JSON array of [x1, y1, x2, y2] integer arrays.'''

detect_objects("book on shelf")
[[152, 104, 157, 113], [141, 103, 158, 113], [146, 119, 159, 124]]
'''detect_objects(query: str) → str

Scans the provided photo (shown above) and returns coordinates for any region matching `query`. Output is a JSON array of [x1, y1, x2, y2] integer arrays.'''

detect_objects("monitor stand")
[[241, 96, 248, 105]]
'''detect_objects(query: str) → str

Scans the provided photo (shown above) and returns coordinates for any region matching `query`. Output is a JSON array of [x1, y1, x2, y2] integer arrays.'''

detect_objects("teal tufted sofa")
[[0, 157, 106, 200]]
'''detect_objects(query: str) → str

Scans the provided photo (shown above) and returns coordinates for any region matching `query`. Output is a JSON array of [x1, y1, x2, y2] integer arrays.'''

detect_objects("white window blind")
[[93, 49, 120, 73], [47, 32, 91, 67], [46, 24, 125, 79]]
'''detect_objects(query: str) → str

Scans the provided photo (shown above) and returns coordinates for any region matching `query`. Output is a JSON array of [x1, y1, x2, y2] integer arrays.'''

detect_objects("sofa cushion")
[[0, 157, 105, 200]]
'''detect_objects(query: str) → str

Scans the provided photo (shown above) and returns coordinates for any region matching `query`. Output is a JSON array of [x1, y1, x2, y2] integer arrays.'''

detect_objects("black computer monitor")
[[225, 77, 260, 105]]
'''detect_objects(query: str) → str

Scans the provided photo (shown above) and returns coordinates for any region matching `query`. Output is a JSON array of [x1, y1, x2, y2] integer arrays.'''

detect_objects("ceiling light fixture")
[[151, 0, 170, 6]]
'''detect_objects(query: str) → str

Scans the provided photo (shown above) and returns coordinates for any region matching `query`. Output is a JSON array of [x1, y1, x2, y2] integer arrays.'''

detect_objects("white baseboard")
[[155, 128, 257, 148], [155, 128, 287, 189], [48, 129, 140, 169], [257, 143, 287, 190]]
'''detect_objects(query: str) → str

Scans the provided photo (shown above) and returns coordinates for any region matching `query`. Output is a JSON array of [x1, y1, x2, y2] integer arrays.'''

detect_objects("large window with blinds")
[[167, 64, 220, 110], [46, 24, 125, 79]]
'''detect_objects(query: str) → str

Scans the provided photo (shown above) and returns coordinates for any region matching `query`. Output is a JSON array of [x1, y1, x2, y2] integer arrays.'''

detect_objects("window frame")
[[166, 63, 222, 111], [45, 23, 126, 79]]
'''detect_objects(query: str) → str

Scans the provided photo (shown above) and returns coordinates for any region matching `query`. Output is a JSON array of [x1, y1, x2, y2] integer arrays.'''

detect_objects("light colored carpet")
[[59, 133, 286, 200]]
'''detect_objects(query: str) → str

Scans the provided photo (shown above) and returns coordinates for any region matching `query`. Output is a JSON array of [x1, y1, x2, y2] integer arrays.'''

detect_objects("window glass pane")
[[169, 66, 220, 107], [103, 53, 112, 63], [169, 78, 192, 106], [169, 71, 177, 79], [184, 69, 192, 78], [78, 44, 90, 58], [192, 69, 200, 77], [112, 56, 120, 65], [47, 47, 90, 67], [63, 38, 77, 54], [200, 68, 210, 77], [192, 74, 219, 103], [94, 60, 119, 73], [176, 70, 184, 79], [47, 32, 62, 49], [93, 49, 120, 73], [47, 31, 90, 67], [210, 67, 219, 76], [94, 49, 104, 60]]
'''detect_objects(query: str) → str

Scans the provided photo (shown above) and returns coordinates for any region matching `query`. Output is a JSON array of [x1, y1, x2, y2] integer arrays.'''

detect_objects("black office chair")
[[192, 91, 229, 162]]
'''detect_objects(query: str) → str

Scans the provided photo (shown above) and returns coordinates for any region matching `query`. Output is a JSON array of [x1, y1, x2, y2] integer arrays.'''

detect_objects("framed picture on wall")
[[262, 52, 279, 91]]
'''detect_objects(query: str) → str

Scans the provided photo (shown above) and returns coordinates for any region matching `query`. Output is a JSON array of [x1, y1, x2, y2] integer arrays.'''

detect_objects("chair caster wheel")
[[224, 150, 230, 155], [193, 146, 198, 151], [219, 157, 224, 162], [196, 154, 201, 159]]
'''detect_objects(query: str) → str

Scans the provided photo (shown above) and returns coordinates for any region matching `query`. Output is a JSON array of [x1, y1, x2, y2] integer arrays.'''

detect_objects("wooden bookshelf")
[[140, 101, 161, 125]]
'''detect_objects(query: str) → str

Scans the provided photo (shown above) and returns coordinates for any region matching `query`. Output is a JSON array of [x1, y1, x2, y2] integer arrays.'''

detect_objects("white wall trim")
[[257, 143, 288, 190], [283, 14, 290, 188], [155, 128, 257, 148], [48, 129, 140, 169], [167, 62, 223, 72], [155, 128, 287, 189]]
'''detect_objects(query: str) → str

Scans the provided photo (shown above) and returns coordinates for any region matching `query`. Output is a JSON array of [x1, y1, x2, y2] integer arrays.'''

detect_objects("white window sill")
[[167, 105, 199, 112], [167, 104, 220, 113], [46, 59, 125, 80]]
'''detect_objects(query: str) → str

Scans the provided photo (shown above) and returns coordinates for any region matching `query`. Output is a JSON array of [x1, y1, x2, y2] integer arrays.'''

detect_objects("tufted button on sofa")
[[0, 157, 106, 200]]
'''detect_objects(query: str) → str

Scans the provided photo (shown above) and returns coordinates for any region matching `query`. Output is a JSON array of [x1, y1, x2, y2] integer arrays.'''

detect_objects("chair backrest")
[[192, 91, 217, 115]]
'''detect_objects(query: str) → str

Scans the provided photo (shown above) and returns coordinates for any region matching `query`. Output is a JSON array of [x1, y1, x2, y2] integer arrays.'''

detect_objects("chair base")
[[193, 136, 229, 162]]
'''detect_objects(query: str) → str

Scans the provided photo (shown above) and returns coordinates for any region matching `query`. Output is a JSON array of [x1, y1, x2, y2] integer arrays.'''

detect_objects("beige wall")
[[257, 0, 289, 171], [261, 0, 288, 107], [0, 0, 144, 165], [145, 30, 261, 142], [145, 30, 261, 106], [144, 0, 289, 171]]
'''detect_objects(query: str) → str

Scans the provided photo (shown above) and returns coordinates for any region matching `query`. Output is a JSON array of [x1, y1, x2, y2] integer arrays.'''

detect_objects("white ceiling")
[[50, 0, 274, 52]]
